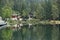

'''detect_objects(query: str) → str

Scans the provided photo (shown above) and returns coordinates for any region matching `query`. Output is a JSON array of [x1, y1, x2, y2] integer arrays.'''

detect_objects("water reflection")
[[0, 24, 60, 40]]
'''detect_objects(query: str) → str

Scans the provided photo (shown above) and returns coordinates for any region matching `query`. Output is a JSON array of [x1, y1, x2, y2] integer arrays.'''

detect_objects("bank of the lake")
[[8, 20, 60, 25]]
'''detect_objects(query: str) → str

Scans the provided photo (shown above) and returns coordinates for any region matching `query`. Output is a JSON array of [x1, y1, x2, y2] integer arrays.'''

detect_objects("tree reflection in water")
[[0, 24, 60, 40]]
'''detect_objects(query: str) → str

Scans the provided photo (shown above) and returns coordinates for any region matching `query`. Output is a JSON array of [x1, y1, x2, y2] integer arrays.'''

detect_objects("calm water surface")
[[0, 24, 60, 40]]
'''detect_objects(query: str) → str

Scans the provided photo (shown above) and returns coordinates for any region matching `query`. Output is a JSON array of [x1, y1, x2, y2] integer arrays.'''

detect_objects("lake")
[[0, 24, 60, 40]]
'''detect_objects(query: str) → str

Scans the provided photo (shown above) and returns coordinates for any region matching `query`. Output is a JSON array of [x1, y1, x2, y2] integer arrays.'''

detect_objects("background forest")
[[0, 0, 60, 20]]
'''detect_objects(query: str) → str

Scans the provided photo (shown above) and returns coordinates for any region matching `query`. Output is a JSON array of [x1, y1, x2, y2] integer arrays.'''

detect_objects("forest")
[[0, 0, 60, 20]]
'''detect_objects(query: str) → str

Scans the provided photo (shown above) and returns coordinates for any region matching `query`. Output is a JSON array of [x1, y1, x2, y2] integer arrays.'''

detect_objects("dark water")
[[0, 24, 60, 40]]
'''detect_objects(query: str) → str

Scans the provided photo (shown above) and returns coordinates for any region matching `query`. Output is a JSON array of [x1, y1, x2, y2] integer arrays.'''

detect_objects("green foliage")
[[22, 9, 29, 17], [0, 0, 59, 20], [57, 0, 60, 20], [2, 6, 12, 18], [33, 4, 45, 20], [52, 4, 59, 20]]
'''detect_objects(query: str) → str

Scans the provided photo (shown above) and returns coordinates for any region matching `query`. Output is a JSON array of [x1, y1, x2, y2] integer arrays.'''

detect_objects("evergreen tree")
[[57, 0, 60, 20], [44, 0, 52, 20]]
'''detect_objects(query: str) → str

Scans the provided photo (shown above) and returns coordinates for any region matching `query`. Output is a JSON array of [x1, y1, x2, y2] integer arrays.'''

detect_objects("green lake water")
[[0, 24, 60, 40]]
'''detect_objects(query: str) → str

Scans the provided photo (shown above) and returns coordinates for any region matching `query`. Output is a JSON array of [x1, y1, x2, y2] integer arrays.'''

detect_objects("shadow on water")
[[0, 24, 60, 40]]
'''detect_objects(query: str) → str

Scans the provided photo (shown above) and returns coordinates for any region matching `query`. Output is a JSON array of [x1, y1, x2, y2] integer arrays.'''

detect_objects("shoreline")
[[8, 20, 60, 25]]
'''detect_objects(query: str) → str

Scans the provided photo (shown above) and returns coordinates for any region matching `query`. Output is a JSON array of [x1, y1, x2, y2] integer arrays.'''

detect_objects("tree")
[[57, 0, 60, 20], [33, 3, 45, 20], [52, 0, 59, 20], [2, 6, 12, 19], [0, 0, 3, 16], [44, 0, 52, 20], [1, 0, 14, 8]]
